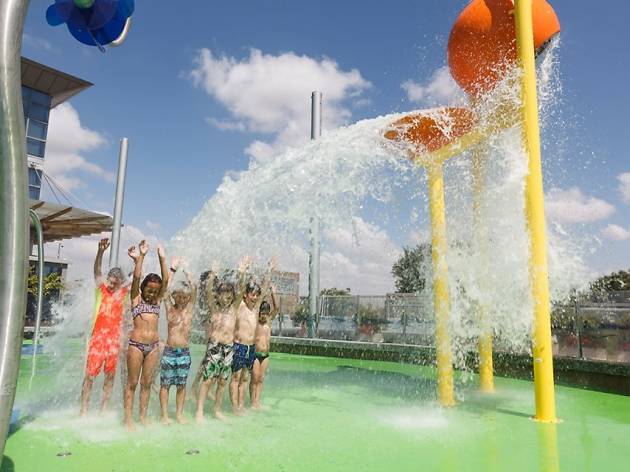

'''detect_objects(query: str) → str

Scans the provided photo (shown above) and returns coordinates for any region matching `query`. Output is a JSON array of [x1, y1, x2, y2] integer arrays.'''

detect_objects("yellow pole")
[[514, 0, 556, 422], [471, 147, 495, 393], [426, 163, 455, 406]]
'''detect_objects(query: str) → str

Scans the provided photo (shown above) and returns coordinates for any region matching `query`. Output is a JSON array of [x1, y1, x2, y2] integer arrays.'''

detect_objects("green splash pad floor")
[[3, 344, 630, 471]]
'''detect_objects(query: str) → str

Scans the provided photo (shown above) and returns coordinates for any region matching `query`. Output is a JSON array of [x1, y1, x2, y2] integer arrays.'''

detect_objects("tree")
[[27, 266, 64, 296], [320, 287, 351, 296], [391, 244, 431, 293], [589, 270, 630, 293]]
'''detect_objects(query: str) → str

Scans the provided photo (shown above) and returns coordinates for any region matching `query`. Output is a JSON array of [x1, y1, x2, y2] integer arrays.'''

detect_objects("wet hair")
[[171, 280, 191, 296], [216, 281, 235, 298], [141, 273, 163, 293], [259, 301, 271, 314], [107, 267, 124, 282], [245, 281, 261, 296]]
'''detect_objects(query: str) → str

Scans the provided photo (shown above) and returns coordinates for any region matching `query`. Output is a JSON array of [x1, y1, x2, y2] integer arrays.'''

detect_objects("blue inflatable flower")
[[46, 0, 135, 51]]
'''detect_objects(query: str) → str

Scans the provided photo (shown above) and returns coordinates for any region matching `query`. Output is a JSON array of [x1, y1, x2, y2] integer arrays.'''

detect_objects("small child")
[[250, 286, 279, 410], [159, 260, 196, 424]]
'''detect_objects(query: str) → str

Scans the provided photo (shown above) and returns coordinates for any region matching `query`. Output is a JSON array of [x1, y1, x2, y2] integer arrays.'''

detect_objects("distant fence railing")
[[271, 295, 630, 364]]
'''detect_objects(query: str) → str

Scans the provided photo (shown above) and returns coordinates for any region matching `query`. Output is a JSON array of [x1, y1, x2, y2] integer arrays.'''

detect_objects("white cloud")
[[48, 224, 163, 283], [44, 103, 113, 191], [189, 48, 371, 164], [545, 187, 615, 224], [145, 220, 161, 232], [401, 66, 466, 107], [320, 218, 401, 294], [601, 224, 630, 241], [205, 117, 246, 132], [23, 33, 55, 52], [617, 173, 630, 203]]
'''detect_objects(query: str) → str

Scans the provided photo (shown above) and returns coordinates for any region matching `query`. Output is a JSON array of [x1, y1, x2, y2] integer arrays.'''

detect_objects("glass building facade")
[[22, 85, 51, 200]]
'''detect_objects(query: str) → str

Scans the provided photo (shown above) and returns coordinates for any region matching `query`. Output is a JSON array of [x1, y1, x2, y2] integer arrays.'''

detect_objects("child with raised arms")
[[159, 259, 196, 424], [124, 240, 169, 430], [195, 257, 250, 422]]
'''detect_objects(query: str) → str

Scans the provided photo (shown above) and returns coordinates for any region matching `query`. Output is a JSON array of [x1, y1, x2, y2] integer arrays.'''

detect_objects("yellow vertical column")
[[471, 147, 495, 393], [514, 0, 557, 422], [426, 162, 455, 406]]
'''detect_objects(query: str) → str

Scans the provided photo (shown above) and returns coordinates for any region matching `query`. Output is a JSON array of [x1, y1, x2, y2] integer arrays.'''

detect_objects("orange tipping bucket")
[[447, 0, 560, 97], [384, 107, 476, 160]]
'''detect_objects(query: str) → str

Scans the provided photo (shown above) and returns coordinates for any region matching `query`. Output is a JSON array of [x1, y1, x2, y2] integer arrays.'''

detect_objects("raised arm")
[[269, 284, 280, 319], [205, 270, 218, 313], [233, 255, 252, 309], [255, 258, 276, 311], [128, 242, 146, 300], [94, 238, 110, 284], [157, 244, 169, 299], [184, 269, 198, 307]]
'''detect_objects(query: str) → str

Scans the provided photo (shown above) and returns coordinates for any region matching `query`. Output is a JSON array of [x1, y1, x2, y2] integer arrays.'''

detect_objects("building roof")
[[30, 200, 113, 243], [21, 57, 93, 108]]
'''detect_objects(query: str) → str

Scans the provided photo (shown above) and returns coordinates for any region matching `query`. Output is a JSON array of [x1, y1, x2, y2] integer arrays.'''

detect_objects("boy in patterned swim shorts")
[[196, 257, 250, 422], [159, 260, 196, 424]]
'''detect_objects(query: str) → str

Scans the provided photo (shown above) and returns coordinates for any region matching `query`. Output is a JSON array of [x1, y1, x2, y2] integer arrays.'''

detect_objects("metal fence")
[[271, 294, 630, 364]]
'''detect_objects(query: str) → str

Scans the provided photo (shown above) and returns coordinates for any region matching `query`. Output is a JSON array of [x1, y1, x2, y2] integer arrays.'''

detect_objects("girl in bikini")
[[124, 240, 170, 430]]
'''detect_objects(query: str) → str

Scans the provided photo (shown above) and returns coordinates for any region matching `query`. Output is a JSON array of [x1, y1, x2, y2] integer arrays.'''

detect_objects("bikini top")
[[131, 301, 161, 319]]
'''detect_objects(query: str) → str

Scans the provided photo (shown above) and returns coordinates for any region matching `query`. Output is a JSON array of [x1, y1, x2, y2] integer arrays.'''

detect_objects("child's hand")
[[139, 240, 149, 255], [170, 256, 182, 271], [127, 245, 139, 261], [268, 257, 277, 272], [238, 255, 252, 273], [157, 244, 166, 259], [98, 238, 110, 252]]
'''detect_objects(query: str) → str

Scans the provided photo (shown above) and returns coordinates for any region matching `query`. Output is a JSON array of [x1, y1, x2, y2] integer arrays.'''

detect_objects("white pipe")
[[109, 138, 129, 268]]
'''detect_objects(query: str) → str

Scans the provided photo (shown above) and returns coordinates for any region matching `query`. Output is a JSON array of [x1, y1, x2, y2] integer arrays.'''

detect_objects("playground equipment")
[[46, 0, 134, 51], [385, 0, 560, 421]]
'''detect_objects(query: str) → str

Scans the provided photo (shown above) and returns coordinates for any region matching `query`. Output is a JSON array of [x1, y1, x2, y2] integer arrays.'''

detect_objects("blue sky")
[[22, 0, 630, 287]]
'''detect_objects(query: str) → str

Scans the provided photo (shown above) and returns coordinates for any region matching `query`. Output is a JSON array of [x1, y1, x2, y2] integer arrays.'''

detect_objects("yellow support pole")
[[514, 0, 557, 422], [471, 147, 495, 393], [426, 163, 456, 406]]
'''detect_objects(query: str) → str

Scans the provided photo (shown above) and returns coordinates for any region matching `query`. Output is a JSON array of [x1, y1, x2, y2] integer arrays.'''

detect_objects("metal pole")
[[514, 0, 556, 423], [308, 91, 322, 338], [109, 137, 129, 268], [28, 209, 43, 389], [0, 0, 31, 458]]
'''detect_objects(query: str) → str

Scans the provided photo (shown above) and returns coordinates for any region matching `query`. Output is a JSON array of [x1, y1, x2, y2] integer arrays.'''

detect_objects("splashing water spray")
[[384, 0, 560, 420]]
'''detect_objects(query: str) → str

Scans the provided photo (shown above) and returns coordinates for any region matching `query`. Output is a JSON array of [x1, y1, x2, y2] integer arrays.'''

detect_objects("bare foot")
[[213, 411, 226, 421], [79, 409, 88, 418], [140, 417, 152, 427], [124, 420, 136, 432], [195, 413, 204, 424], [160, 416, 173, 425], [251, 403, 262, 411], [233, 407, 245, 417], [176, 416, 189, 425]]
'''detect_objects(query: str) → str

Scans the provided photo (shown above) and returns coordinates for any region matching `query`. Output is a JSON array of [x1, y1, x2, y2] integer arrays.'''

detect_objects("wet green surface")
[[3, 343, 630, 471]]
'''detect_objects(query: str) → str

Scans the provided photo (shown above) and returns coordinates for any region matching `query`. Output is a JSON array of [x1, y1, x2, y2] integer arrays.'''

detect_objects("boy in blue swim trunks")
[[230, 259, 274, 415], [159, 261, 196, 425]]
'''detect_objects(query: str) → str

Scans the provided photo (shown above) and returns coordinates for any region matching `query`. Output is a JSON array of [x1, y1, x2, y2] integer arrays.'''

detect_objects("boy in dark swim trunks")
[[230, 259, 274, 415], [159, 260, 196, 424], [195, 257, 250, 422], [250, 285, 279, 410], [80, 238, 130, 416]]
